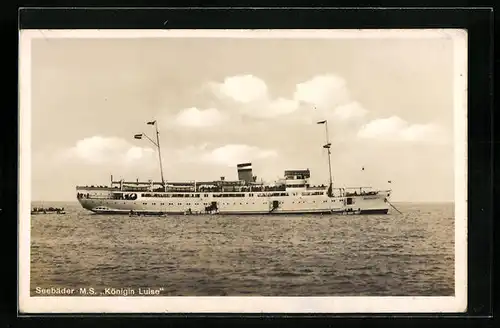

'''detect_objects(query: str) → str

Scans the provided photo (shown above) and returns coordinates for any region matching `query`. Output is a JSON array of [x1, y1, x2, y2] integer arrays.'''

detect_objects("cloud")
[[176, 143, 278, 167], [60, 136, 156, 165], [124, 146, 155, 163], [292, 75, 368, 124], [268, 98, 300, 116], [209, 74, 367, 122], [62, 135, 276, 171], [173, 107, 226, 127], [294, 74, 351, 109], [238, 97, 300, 120], [357, 116, 448, 144], [211, 74, 295, 119], [202, 144, 277, 166], [212, 74, 268, 103]]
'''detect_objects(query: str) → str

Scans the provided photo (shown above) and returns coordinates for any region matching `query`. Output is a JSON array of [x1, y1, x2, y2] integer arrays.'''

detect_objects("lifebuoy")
[[130, 193, 137, 200]]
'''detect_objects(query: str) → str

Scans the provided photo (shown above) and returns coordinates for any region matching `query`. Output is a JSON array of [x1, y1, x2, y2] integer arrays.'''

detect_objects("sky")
[[27, 31, 459, 202]]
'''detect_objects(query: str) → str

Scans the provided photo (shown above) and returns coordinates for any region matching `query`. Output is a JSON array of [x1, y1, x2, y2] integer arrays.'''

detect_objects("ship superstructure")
[[76, 120, 393, 215]]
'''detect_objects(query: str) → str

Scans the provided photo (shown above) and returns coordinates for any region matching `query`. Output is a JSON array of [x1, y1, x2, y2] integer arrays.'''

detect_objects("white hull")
[[77, 189, 391, 215]]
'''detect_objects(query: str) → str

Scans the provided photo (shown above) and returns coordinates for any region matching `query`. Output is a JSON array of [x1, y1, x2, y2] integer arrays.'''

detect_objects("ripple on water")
[[30, 202, 455, 296]]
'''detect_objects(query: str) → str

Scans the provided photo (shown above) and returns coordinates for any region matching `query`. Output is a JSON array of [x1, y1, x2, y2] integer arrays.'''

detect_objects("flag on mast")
[[147, 120, 156, 125], [134, 134, 143, 139], [317, 120, 327, 124]]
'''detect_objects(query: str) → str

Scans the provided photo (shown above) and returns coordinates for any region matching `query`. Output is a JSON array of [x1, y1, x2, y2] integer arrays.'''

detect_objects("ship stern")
[[346, 190, 391, 214]]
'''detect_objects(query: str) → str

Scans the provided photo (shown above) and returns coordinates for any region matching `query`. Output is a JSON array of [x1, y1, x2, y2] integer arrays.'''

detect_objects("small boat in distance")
[[31, 207, 66, 215]]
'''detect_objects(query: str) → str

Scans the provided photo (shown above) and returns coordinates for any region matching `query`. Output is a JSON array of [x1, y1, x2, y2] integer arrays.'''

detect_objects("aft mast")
[[317, 120, 333, 197], [151, 120, 165, 186]]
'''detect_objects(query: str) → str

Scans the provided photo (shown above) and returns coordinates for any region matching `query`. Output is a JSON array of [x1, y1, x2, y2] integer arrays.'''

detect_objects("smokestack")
[[237, 163, 253, 184]]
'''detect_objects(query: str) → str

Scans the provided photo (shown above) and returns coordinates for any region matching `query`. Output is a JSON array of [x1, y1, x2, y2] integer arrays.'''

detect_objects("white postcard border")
[[18, 29, 468, 314]]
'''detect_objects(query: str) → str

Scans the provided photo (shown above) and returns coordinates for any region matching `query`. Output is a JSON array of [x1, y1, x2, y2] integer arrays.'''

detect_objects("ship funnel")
[[237, 163, 253, 183]]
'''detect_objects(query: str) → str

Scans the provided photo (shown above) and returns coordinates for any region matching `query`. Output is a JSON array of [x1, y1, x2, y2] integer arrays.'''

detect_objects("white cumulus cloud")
[[294, 74, 351, 109], [201, 144, 277, 167], [61, 136, 156, 165], [174, 143, 277, 167], [268, 98, 300, 116], [209, 73, 367, 122], [211, 74, 298, 119], [173, 107, 226, 127], [357, 116, 448, 144], [213, 74, 268, 103]]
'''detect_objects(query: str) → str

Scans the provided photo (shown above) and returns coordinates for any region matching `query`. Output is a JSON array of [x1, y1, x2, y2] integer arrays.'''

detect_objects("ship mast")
[[153, 121, 165, 186], [134, 120, 165, 187], [317, 120, 333, 196]]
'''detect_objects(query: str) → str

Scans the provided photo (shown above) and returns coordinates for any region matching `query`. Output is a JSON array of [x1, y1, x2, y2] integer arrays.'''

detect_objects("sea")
[[29, 202, 455, 296]]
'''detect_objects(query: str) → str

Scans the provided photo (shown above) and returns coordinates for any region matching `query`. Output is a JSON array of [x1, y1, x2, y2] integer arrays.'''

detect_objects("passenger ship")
[[76, 120, 393, 215]]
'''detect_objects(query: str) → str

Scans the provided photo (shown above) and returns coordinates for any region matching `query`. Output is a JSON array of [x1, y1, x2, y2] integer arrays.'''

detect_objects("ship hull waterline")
[[77, 194, 392, 216], [83, 209, 390, 216]]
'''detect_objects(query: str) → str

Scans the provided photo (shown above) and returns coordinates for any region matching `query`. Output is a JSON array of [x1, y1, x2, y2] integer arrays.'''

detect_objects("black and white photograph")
[[18, 29, 467, 313]]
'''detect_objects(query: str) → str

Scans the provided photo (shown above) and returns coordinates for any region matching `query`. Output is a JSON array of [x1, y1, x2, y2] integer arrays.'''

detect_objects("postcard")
[[18, 28, 467, 313]]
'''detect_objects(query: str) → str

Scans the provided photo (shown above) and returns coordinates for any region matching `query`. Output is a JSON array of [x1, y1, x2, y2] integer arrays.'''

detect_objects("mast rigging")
[[317, 119, 333, 196]]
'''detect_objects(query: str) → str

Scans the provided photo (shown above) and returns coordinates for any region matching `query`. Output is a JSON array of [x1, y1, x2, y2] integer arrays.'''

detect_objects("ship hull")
[[77, 190, 391, 216]]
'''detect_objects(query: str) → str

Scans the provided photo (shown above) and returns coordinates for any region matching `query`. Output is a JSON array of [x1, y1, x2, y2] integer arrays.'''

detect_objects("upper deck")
[[75, 181, 326, 193], [76, 182, 388, 199], [75, 166, 390, 198]]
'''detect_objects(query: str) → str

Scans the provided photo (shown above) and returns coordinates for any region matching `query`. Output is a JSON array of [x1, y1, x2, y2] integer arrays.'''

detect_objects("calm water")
[[30, 202, 454, 296]]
